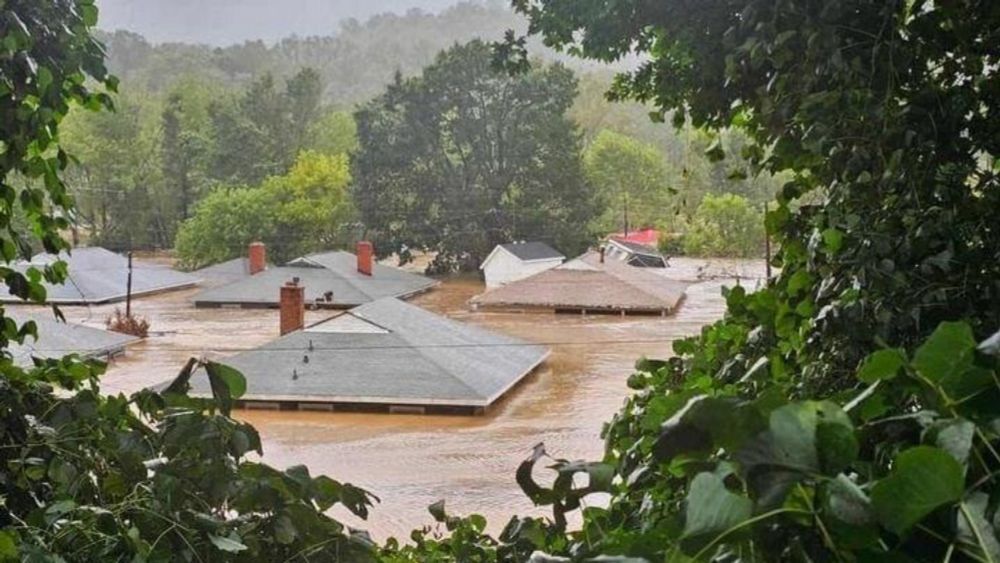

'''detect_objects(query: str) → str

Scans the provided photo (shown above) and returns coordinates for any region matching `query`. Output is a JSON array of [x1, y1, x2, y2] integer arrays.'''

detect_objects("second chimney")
[[249, 241, 266, 275], [357, 241, 373, 276], [279, 278, 305, 335]]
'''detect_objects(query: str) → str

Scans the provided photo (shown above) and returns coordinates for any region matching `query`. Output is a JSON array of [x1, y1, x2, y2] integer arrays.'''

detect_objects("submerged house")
[[609, 228, 661, 247], [9, 312, 139, 367], [604, 237, 668, 268], [470, 250, 688, 315], [0, 247, 199, 305], [191, 292, 549, 415], [480, 242, 565, 289], [193, 242, 438, 309]]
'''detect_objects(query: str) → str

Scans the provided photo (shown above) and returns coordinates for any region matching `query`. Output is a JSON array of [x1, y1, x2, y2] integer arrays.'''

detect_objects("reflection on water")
[[27, 256, 763, 539]]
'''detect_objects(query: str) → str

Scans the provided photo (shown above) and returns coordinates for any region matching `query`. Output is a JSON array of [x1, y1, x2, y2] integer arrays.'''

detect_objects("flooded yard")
[[23, 256, 764, 539]]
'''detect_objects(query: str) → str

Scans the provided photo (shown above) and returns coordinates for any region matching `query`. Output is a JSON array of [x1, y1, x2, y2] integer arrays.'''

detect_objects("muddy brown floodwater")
[[29, 257, 764, 540]]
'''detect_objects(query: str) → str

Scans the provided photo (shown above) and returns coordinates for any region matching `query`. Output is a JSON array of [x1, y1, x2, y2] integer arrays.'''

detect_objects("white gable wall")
[[482, 248, 563, 288]]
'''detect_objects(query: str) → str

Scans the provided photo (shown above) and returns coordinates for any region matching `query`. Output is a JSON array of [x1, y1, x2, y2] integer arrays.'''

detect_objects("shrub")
[[105, 308, 151, 338]]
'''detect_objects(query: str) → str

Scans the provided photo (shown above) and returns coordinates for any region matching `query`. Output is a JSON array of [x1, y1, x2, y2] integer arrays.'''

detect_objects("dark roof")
[[193, 250, 437, 308], [0, 247, 200, 304], [471, 251, 687, 313], [189, 297, 549, 408], [498, 242, 565, 262], [9, 311, 139, 367]]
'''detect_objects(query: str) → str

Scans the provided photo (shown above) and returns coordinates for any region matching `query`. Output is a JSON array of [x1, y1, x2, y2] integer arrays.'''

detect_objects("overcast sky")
[[96, 0, 465, 45]]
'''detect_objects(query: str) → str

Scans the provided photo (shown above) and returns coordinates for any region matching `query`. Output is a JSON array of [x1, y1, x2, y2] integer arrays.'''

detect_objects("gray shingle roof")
[[8, 311, 139, 367], [193, 250, 437, 308], [189, 297, 549, 407], [0, 247, 200, 304], [498, 242, 565, 262], [193, 257, 254, 288], [471, 251, 688, 313]]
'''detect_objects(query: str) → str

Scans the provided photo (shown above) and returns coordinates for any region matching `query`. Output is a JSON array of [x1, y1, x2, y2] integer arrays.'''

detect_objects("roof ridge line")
[[370, 302, 488, 400]]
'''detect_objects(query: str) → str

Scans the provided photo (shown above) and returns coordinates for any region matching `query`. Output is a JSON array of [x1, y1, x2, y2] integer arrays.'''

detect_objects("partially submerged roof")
[[490, 242, 565, 264], [8, 311, 139, 367], [471, 251, 688, 314], [193, 250, 438, 308], [0, 247, 200, 304], [193, 257, 255, 288], [606, 238, 668, 268], [189, 297, 549, 409]]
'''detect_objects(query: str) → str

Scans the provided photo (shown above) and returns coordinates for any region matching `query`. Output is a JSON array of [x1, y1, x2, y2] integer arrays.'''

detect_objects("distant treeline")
[[98, 0, 618, 106], [65, 3, 780, 264]]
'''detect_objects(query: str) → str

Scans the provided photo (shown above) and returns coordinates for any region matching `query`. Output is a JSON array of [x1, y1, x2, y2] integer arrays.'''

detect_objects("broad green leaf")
[[205, 361, 247, 398], [208, 533, 248, 553], [857, 349, 906, 383], [871, 446, 964, 535], [913, 321, 976, 383], [681, 472, 752, 548], [924, 418, 975, 466]]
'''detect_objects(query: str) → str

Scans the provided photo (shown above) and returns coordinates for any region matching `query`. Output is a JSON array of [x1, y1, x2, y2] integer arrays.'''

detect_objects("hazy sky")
[[96, 0, 465, 45]]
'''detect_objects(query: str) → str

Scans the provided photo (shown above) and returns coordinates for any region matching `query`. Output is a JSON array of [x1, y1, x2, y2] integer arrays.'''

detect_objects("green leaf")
[[871, 446, 964, 535], [208, 533, 248, 553], [913, 321, 976, 383], [857, 349, 906, 383], [429, 499, 447, 522], [681, 472, 752, 550], [0, 530, 17, 561], [924, 418, 975, 466], [205, 361, 247, 414], [205, 361, 247, 398], [821, 228, 844, 253]]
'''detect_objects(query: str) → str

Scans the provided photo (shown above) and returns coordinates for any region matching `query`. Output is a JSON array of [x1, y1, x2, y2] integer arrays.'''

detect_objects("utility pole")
[[623, 193, 630, 238], [126, 250, 134, 317], [764, 202, 772, 283]]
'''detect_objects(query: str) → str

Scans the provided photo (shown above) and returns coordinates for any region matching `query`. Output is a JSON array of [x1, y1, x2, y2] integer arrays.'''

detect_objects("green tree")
[[60, 87, 166, 249], [682, 193, 765, 258], [583, 129, 674, 233], [209, 68, 324, 185], [160, 77, 215, 226], [176, 151, 354, 268], [353, 40, 599, 272], [306, 110, 359, 156]]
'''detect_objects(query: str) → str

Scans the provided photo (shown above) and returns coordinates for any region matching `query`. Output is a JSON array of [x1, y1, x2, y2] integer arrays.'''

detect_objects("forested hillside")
[[98, 1, 615, 105], [97, 0, 462, 45]]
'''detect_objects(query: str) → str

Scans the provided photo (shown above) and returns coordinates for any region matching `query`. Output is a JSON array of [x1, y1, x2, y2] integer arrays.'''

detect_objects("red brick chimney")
[[279, 278, 305, 335], [356, 241, 374, 276], [248, 242, 266, 275]]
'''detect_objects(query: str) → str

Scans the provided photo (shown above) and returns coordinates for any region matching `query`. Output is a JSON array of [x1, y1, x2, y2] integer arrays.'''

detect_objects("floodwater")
[[35, 257, 765, 540]]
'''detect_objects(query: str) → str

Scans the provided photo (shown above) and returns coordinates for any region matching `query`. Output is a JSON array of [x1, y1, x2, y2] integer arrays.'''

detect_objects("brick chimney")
[[356, 241, 374, 276], [248, 242, 266, 275], [279, 278, 305, 335]]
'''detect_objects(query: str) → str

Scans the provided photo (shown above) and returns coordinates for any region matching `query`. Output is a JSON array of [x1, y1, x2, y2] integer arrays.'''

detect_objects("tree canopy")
[[176, 150, 355, 268], [352, 40, 599, 271]]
